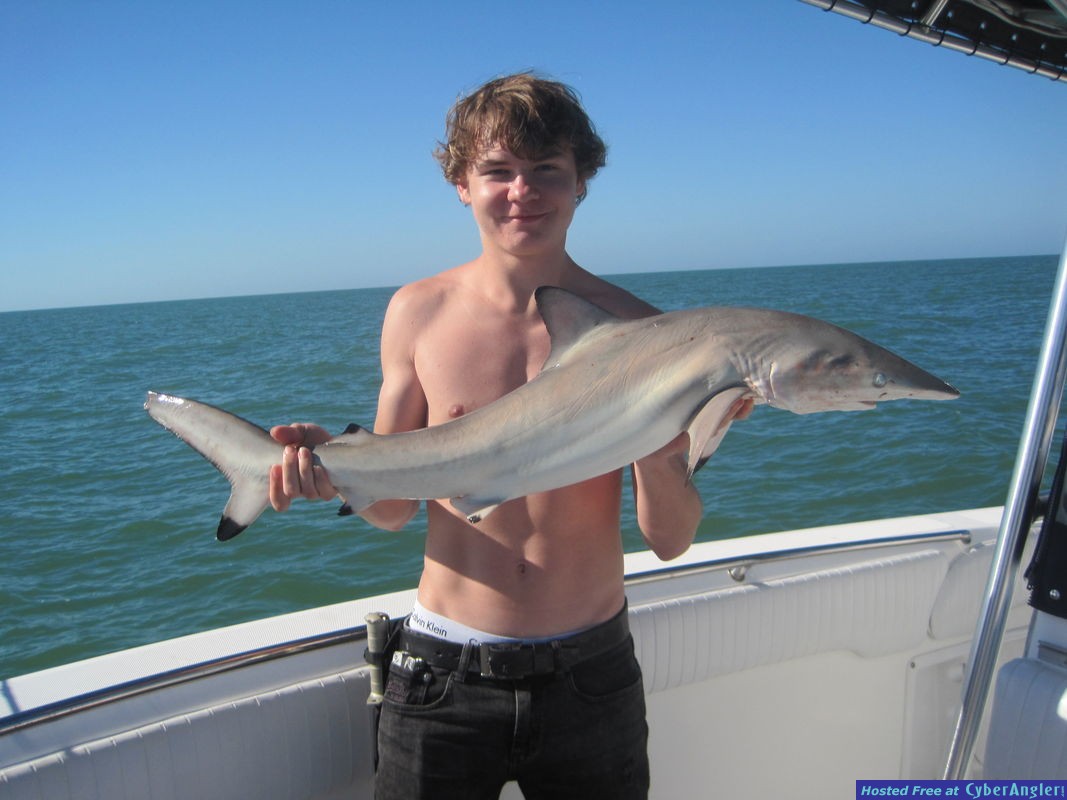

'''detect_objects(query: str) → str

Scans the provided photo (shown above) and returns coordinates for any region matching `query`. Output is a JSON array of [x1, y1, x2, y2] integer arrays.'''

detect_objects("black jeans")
[[375, 630, 649, 799]]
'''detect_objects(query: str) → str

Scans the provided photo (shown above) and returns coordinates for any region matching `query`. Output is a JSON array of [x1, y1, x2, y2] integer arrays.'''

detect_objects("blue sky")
[[3, 1, 1066, 312]]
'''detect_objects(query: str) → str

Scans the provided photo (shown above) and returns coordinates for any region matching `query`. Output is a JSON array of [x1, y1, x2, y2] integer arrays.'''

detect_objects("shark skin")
[[145, 286, 959, 540]]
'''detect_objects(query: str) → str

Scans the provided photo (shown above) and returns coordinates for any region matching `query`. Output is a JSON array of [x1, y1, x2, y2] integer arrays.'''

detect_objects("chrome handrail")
[[0, 625, 368, 737], [625, 527, 973, 586]]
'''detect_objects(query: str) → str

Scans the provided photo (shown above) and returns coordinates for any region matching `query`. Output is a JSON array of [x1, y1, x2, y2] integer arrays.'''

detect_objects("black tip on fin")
[[690, 456, 711, 479], [338, 503, 354, 517], [342, 423, 362, 435], [217, 516, 247, 541]]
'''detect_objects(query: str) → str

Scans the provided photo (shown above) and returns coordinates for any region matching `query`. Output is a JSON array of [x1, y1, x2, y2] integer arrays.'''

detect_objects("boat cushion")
[[984, 657, 1067, 779]]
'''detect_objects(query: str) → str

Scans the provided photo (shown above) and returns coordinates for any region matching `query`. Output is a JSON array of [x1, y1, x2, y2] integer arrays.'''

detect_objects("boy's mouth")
[[506, 211, 549, 223]]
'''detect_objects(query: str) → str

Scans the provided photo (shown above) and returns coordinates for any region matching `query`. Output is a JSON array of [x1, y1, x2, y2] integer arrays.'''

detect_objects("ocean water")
[[0, 255, 1060, 680]]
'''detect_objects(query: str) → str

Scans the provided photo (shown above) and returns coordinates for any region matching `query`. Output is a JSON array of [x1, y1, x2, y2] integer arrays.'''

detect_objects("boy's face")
[[456, 143, 585, 259]]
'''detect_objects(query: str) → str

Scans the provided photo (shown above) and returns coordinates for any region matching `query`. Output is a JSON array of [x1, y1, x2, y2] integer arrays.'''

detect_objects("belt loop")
[[455, 640, 475, 683], [479, 642, 492, 678], [550, 639, 566, 676]]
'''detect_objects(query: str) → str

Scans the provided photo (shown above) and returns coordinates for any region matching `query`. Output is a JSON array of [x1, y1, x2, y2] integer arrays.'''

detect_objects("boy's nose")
[[507, 173, 538, 201]]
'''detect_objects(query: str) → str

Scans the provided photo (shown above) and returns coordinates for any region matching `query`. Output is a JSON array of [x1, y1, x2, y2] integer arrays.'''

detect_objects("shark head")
[[750, 315, 960, 414]]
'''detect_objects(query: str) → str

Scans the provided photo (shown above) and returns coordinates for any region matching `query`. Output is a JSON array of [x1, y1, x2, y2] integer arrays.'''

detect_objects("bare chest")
[[414, 314, 550, 425]]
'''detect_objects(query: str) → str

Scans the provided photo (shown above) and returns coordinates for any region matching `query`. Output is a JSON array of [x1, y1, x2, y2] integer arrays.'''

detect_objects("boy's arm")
[[631, 434, 703, 561], [588, 283, 704, 558], [632, 398, 754, 561], [356, 286, 430, 531], [590, 280, 753, 560], [267, 285, 429, 529]]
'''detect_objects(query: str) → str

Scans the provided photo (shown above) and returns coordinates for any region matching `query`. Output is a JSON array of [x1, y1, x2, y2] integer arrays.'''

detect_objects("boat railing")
[[625, 528, 972, 586], [0, 625, 367, 738]]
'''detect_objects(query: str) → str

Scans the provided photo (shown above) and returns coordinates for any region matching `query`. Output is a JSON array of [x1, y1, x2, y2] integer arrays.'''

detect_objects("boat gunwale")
[[0, 625, 368, 738], [0, 522, 980, 739], [624, 527, 971, 586]]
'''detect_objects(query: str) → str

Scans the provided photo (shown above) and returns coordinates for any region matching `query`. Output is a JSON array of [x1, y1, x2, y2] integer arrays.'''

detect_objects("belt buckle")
[[480, 642, 535, 679]]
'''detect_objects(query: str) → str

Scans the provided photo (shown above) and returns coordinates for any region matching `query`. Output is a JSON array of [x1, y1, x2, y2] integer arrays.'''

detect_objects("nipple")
[[448, 404, 466, 419]]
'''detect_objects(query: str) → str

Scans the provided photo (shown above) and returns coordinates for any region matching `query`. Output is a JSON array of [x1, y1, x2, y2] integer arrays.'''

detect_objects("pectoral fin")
[[450, 495, 505, 524], [685, 388, 751, 481]]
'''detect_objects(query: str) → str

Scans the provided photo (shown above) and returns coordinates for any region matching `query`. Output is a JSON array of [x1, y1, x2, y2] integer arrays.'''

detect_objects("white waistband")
[[407, 600, 588, 645]]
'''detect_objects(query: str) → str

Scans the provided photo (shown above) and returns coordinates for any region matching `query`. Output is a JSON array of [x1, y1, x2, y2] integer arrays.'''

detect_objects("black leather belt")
[[396, 604, 630, 680]]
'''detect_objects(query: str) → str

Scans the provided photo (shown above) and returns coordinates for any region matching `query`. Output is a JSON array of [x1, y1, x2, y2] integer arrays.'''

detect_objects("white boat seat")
[[984, 657, 1067, 779]]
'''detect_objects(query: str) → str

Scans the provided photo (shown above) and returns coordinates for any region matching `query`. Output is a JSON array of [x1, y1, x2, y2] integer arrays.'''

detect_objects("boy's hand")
[[268, 424, 338, 511]]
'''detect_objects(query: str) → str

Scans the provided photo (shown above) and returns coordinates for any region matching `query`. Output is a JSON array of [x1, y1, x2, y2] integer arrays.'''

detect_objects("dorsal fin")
[[534, 286, 620, 370], [328, 423, 375, 446]]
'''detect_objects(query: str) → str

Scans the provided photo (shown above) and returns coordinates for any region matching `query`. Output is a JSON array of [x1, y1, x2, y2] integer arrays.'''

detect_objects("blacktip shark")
[[145, 286, 959, 540]]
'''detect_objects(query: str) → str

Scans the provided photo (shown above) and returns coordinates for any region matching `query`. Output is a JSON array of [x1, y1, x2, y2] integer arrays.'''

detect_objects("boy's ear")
[[456, 182, 472, 206]]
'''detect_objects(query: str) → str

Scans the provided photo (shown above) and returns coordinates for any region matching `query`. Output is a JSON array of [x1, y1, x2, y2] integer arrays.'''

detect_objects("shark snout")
[[883, 365, 959, 401]]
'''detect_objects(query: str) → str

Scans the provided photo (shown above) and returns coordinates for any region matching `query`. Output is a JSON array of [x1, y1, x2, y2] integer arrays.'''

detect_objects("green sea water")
[[0, 255, 1059, 679]]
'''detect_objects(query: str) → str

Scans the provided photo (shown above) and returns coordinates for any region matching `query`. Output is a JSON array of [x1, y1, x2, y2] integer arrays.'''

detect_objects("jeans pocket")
[[384, 664, 454, 710], [566, 636, 644, 702]]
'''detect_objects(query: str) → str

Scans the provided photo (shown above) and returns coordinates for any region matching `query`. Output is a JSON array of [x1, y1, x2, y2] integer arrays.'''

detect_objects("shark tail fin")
[[145, 391, 280, 541], [217, 480, 272, 541]]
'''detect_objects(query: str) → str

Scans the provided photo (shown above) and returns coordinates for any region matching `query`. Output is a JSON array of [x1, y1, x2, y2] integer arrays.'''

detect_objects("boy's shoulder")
[[565, 269, 660, 320], [387, 266, 466, 318]]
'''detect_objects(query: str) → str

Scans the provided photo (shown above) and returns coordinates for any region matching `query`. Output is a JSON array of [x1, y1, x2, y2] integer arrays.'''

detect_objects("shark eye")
[[872, 372, 887, 388]]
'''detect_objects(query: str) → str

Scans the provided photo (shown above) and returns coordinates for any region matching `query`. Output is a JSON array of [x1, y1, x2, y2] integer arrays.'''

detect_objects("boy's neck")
[[469, 250, 581, 312]]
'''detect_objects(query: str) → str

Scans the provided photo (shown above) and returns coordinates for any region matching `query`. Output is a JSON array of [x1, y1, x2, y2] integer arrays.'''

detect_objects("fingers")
[[269, 464, 291, 512], [295, 445, 337, 499], [297, 446, 318, 498], [282, 445, 317, 500], [281, 445, 303, 499], [313, 462, 338, 499], [271, 445, 338, 512], [270, 423, 331, 447], [270, 425, 305, 446], [268, 422, 337, 511]]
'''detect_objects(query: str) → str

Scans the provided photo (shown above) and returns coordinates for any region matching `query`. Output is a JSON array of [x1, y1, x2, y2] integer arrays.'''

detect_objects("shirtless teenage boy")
[[269, 72, 749, 800]]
